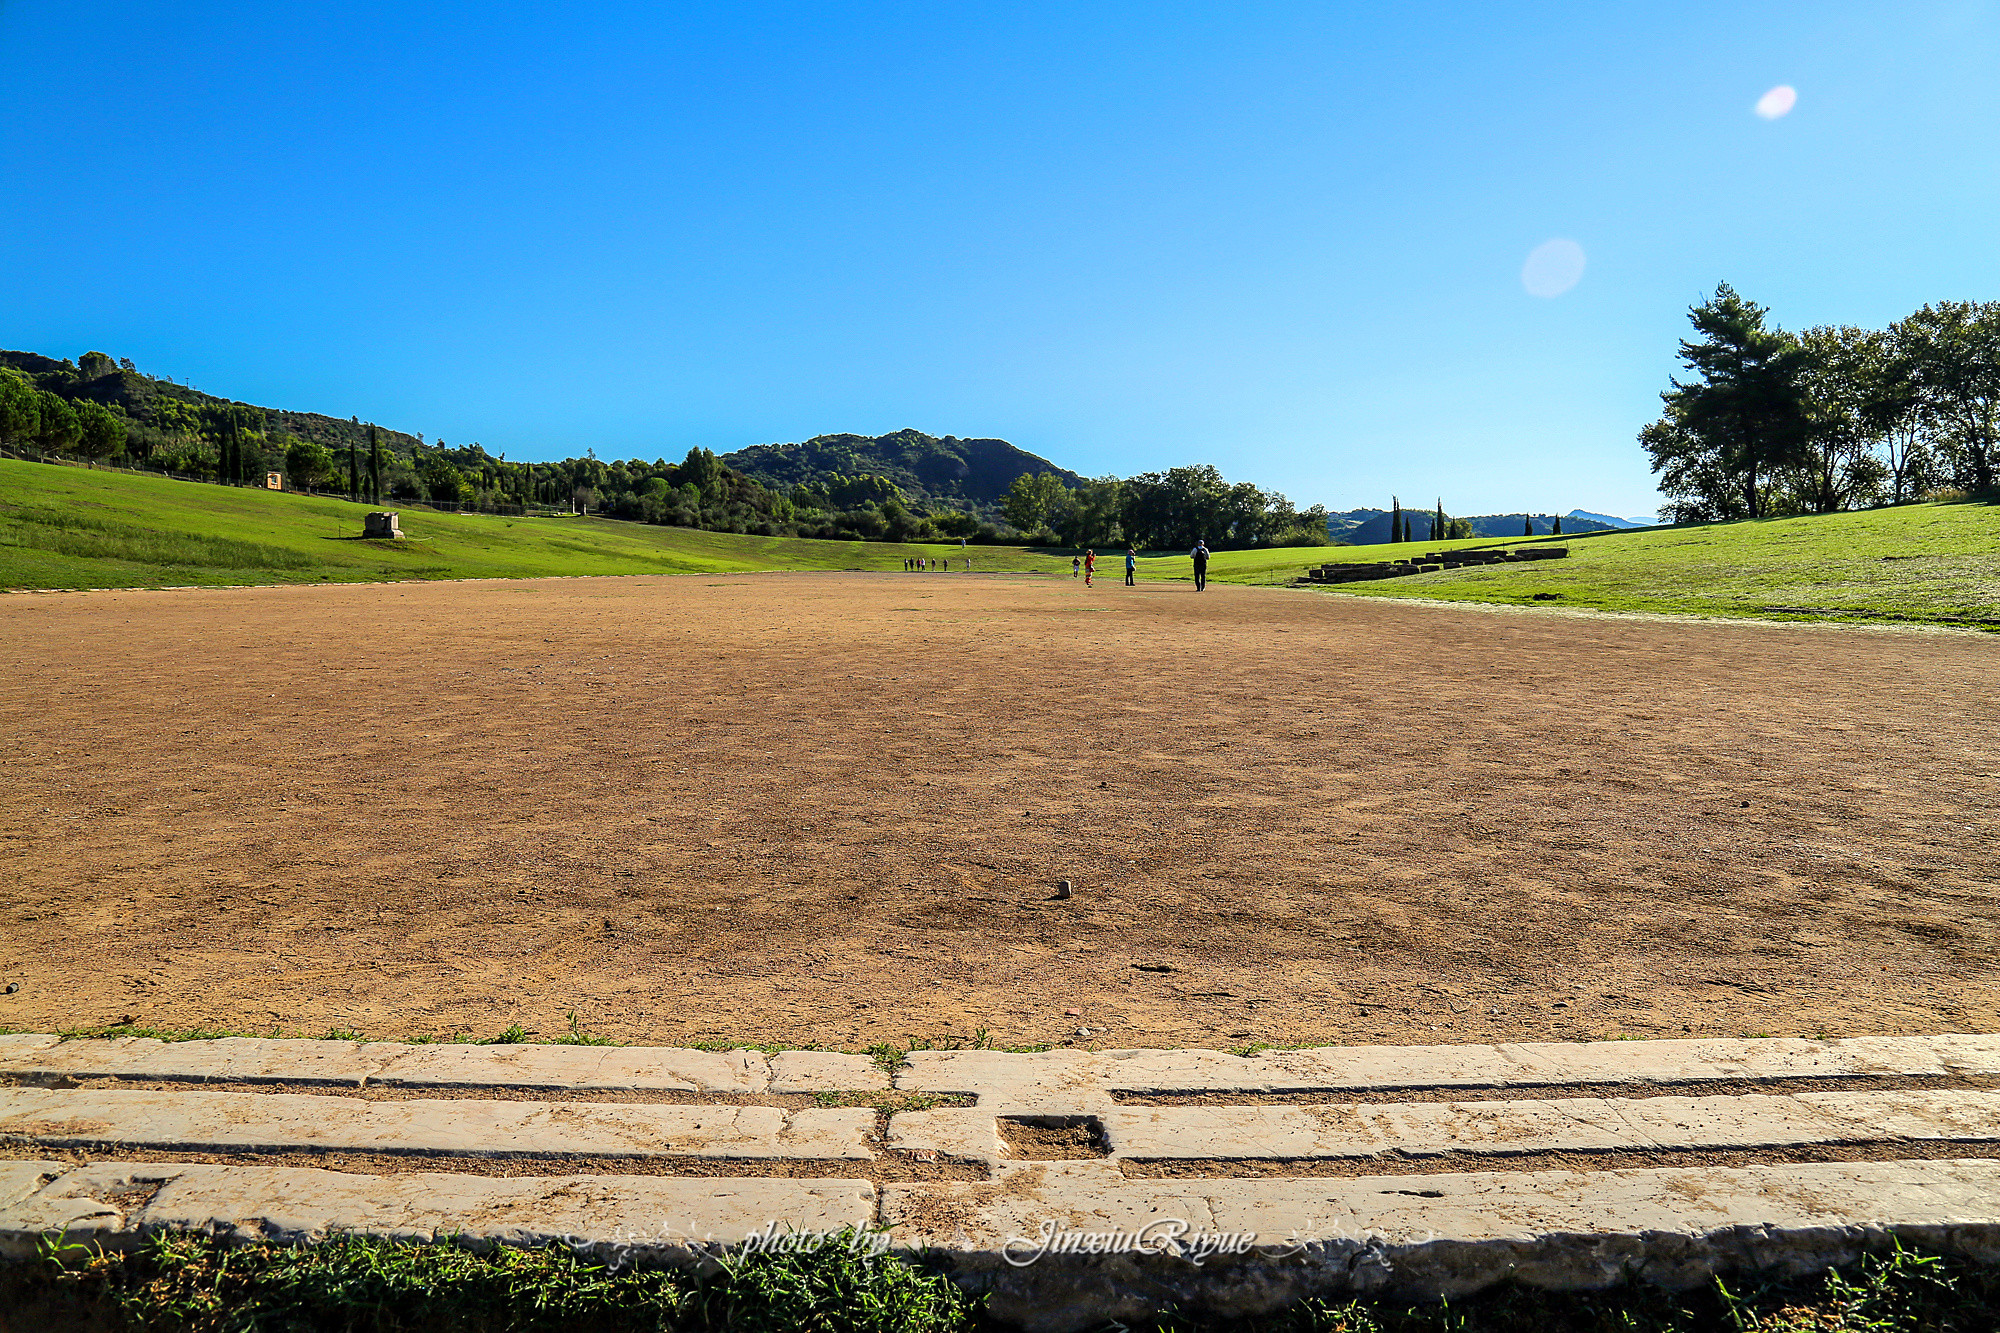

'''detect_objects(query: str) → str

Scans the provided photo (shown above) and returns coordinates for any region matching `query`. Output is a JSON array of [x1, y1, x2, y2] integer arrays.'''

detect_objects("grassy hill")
[[0, 459, 1072, 589], [5, 459, 1992, 630], [1176, 499, 2000, 629]]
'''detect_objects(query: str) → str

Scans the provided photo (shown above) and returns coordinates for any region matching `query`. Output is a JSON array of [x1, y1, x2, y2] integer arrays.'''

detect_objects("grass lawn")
[[0, 459, 1071, 589], [6, 460, 1995, 628], [1127, 501, 1998, 629]]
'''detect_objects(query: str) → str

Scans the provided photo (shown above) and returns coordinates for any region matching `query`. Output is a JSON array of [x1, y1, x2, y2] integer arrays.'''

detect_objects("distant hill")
[[1324, 507, 1385, 541], [1334, 509, 1619, 544], [1569, 509, 1653, 529], [721, 429, 1080, 521]]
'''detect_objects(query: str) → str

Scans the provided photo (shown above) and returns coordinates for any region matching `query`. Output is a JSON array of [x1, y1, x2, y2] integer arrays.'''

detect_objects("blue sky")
[[5, 3, 1997, 517]]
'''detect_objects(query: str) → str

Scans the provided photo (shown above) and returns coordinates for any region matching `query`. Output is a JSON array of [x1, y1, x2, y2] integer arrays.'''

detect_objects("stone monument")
[[363, 511, 404, 539]]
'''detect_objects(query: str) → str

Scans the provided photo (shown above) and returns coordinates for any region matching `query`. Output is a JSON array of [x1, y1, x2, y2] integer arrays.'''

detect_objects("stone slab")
[[0, 1038, 783, 1094], [1098, 1090, 2000, 1160], [0, 1036, 60, 1059], [896, 1036, 2000, 1110], [0, 1089, 875, 1160], [768, 1051, 892, 1094], [884, 1159, 2000, 1333], [0, 1162, 876, 1260], [0, 1162, 59, 1210], [368, 1044, 770, 1093], [885, 1092, 2000, 1165]]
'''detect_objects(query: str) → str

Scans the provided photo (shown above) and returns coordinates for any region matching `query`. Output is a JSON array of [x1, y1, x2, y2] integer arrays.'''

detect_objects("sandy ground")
[[1, 572, 1995, 1053]]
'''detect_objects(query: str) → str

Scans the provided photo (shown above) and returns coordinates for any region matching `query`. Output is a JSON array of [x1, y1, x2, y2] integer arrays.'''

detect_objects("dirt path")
[[1, 572, 1994, 1051]]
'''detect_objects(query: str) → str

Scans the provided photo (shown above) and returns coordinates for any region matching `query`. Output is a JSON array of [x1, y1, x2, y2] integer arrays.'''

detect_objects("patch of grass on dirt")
[[25, 1228, 973, 1332], [0, 458, 1072, 590], [1190, 499, 1998, 628], [14, 1233, 1994, 1332]]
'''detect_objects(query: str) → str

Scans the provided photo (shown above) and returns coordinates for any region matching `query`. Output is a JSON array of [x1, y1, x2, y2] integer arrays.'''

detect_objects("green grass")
[[15, 1232, 1994, 1332], [1146, 501, 1998, 628], [0, 459, 1074, 589], [7, 460, 1994, 628]]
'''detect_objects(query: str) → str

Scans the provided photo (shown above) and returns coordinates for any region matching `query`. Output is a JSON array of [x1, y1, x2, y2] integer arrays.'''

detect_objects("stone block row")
[[0, 1088, 876, 1161], [1, 1156, 1996, 1333], [896, 1035, 2000, 1111], [0, 1034, 886, 1094]]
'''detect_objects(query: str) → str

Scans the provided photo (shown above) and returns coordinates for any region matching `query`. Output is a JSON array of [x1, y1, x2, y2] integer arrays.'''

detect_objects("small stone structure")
[[363, 511, 404, 539], [264, 472, 283, 490]]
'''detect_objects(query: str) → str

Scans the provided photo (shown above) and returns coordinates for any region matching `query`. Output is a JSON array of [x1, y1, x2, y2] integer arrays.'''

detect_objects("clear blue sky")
[[5, 3, 1997, 517]]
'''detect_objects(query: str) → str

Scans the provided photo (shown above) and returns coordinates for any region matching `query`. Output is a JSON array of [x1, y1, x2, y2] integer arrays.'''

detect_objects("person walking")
[[1084, 548, 1096, 586], [1191, 539, 1210, 591], [1124, 548, 1137, 586], [1071, 555, 1081, 579]]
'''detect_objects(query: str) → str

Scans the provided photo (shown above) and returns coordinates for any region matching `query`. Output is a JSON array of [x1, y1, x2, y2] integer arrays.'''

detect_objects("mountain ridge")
[[721, 429, 1080, 522]]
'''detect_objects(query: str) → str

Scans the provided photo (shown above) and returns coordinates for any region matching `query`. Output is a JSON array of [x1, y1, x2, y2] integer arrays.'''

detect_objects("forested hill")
[[0, 350, 428, 462], [721, 429, 1081, 521]]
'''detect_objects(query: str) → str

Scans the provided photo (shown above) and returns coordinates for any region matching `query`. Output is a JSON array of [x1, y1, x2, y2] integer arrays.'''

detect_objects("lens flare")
[[1755, 85, 1797, 119], [1521, 239, 1586, 298]]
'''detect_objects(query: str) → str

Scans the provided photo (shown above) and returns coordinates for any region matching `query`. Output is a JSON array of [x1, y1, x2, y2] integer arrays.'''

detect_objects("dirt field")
[[2, 573, 1995, 1053]]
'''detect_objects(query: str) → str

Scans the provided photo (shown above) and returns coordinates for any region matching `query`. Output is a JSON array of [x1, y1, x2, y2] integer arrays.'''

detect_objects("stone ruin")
[[363, 511, 404, 539], [1300, 545, 1569, 584]]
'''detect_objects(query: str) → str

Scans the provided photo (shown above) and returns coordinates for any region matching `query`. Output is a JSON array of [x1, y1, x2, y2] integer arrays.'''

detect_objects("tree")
[[1524, 514, 1533, 536], [368, 424, 383, 504], [1552, 514, 1562, 535], [348, 439, 360, 501], [1432, 498, 1445, 542], [74, 401, 125, 464], [285, 437, 335, 491], [1051, 476, 1122, 547], [1897, 300, 2000, 493], [1390, 496, 1403, 545], [1793, 325, 1889, 513], [0, 372, 39, 446], [1641, 283, 1811, 519], [1870, 324, 1934, 503], [78, 351, 117, 381], [1001, 470, 1070, 536], [34, 391, 79, 454], [679, 446, 725, 498], [417, 449, 469, 505]]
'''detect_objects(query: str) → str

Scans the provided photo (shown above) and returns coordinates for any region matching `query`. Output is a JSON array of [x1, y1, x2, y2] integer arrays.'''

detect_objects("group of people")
[[899, 540, 1215, 587], [1068, 541, 1211, 589]]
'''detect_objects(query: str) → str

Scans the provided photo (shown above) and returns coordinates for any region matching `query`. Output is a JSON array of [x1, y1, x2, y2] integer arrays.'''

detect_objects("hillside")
[[721, 429, 1080, 520], [1, 349, 429, 462], [1190, 500, 1997, 628], [0, 458, 1072, 590]]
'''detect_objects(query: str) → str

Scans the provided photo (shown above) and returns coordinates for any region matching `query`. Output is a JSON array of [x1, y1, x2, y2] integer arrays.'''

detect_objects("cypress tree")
[[368, 425, 382, 504], [1553, 514, 1563, 535], [348, 440, 360, 500], [1434, 498, 1445, 543], [1524, 514, 1534, 536], [221, 417, 236, 484], [1391, 495, 1402, 545]]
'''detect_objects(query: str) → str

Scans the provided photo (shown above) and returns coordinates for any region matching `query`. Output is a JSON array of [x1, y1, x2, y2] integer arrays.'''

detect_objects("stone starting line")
[[1, 1032, 1997, 1331]]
